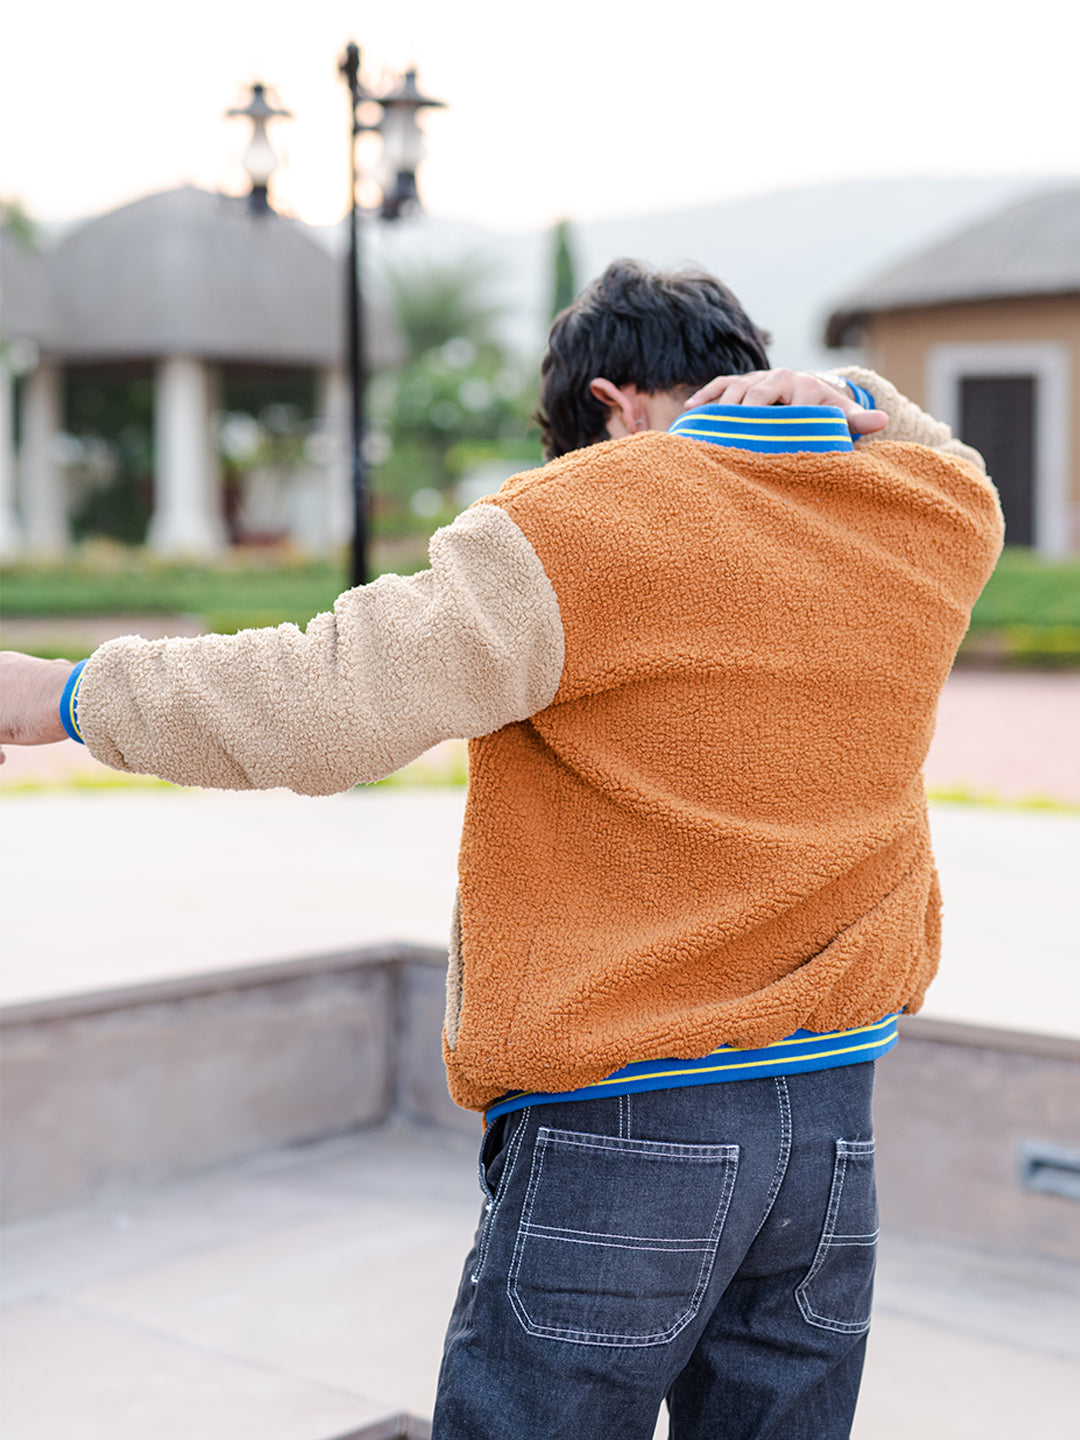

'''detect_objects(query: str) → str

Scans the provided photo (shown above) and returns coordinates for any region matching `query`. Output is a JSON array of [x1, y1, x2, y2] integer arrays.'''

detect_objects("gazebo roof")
[[0, 229, 65, 355], [825, 184, 1080, 347], [2, 186, 402, 369]]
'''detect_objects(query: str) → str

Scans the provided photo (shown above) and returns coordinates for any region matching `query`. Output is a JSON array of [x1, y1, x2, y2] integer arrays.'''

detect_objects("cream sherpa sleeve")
[[838, 366, 987, 473], [76, 502, 565, 795]]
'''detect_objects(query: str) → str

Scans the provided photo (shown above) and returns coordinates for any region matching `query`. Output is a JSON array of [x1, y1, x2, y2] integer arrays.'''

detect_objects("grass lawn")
[[2, 545, 1078, 665], [0, 535, 430, 632], [968, 547, 1080, 629], [0, 558, 344, 627]]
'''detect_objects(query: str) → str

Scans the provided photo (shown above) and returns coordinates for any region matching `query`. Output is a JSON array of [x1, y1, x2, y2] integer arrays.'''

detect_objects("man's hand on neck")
[[683, 369, 888, 436], [590, 369, 888, 441]]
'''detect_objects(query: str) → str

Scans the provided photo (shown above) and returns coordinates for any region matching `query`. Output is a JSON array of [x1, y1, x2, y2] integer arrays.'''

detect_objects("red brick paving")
[[924, 672, 1080, 805], [3, 672, 1079, 805]]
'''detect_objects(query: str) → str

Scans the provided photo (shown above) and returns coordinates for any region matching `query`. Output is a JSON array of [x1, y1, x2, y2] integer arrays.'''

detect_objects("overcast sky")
[[2, 0, 1074, 232]]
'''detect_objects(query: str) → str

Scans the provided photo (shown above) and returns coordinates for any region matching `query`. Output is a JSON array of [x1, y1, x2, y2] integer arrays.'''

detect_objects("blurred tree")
[[382, 255, 503, 359], [370, 255, 541, 536], [0, 197, 37, 250], [550, 218, 577, 317]]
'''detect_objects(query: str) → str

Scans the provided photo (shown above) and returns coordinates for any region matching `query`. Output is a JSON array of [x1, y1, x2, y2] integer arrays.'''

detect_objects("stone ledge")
[[0, 941, 448, 1025], [900, 1013, 1080, 1062], [326, 1416, 432, 1440], [3, 957, 1078, 1260], [0, 944, 460, 1222]]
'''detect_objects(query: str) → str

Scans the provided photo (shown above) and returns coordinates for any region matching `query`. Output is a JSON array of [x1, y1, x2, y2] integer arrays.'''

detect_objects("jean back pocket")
[[795, 1137, 878, 1334], [508, 1127, 739, 1347]]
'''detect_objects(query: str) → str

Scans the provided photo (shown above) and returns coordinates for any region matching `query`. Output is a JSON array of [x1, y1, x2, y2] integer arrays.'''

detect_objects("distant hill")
[[361, 174, 1074, 371]]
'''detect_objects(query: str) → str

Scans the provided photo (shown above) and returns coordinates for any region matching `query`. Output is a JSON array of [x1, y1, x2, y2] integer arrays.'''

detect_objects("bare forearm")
[[0, 653, 74, 762]]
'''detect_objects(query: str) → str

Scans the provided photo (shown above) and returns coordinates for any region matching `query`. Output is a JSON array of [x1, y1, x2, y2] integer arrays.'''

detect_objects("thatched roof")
[[0, 229, 65, 354], [1, 186, 402, 369], [825, 184, 1080, 347]]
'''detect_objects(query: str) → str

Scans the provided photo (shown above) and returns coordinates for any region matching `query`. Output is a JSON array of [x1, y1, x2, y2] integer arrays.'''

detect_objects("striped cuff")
[[844, 378, 876, 411], [59, 659, 87, 744], [816, 373, 876, 411]]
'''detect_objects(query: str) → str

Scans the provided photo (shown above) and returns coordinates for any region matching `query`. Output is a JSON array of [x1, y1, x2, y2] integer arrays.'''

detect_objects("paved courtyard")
[[2, 670, 1078, 1437], [2, 1123, 1078, 1440]]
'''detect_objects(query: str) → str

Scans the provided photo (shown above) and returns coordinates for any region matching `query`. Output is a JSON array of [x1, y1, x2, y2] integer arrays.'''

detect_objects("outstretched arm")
[[0, 502, 565, 790]]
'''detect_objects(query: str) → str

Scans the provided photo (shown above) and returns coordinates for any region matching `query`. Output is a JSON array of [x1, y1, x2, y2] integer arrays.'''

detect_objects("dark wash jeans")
[[433, 1064, 877, 1440]]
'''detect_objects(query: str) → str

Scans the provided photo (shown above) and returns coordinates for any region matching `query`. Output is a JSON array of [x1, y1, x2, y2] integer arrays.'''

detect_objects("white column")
[[204, 363, 224, 547], [148, 356, 226, 556], [317, 366, 351, 552], [19, 363, 66, 556], [0, 363, 22, 560]]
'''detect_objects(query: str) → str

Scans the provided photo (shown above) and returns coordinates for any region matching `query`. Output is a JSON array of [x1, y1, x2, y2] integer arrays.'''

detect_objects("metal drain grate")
[[1019, 1141, 1080, 1201]]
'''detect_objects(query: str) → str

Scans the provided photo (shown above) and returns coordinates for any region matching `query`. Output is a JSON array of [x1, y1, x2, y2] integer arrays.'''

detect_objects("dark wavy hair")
[[537, 259, 770, 459]]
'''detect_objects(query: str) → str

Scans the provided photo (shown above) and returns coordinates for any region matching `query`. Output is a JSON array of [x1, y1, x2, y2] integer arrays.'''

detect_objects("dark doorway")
[[63, 364, 155, 545], [958, 374, 1035, 546]]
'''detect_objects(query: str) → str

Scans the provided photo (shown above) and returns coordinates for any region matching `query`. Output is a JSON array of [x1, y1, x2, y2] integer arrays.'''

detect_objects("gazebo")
[[0, 185, 402, 558]]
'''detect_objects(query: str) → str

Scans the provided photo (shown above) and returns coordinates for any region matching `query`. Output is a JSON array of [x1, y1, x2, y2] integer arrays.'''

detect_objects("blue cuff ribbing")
[[59, 659, 87, 744], [844, 379, 876, 410]]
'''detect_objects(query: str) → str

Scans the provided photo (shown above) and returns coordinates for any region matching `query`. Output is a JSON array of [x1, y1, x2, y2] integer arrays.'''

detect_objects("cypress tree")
[[551, 219, 577, 318]]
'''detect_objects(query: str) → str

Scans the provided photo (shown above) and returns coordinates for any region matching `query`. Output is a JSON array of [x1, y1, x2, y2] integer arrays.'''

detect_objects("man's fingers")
[[738, 377, 790, 407], [849, 408, 889, 435], [684, 370, 890, 440], [683, 372, 764, 408]]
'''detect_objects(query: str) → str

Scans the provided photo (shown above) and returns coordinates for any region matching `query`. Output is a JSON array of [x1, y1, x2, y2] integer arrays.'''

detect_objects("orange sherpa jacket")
[[74, 369, 1004, 1113]]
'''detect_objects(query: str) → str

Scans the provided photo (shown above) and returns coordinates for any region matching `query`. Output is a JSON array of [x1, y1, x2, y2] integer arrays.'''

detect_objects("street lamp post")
[[339, 43, 444, 589], [227, 83, 292, 215]]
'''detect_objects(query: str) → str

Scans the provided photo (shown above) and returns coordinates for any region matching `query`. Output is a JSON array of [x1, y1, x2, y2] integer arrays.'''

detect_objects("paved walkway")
[[2, 671, 1077, 1438], [2, 786, 1077, 1039], [2, 1123, 1077, 1440]]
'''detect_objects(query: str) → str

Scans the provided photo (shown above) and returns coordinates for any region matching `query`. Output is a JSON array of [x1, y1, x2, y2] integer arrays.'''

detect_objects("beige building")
[[826, 186, 1080, 556]]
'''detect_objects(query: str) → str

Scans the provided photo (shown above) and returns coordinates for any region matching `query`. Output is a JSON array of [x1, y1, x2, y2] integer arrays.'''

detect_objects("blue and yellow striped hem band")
[[668, 403, 853, 453], [59, 659, 88, 744], [485, 1014, 900, 1122]]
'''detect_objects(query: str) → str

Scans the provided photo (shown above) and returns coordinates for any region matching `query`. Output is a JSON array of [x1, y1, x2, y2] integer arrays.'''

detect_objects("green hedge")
[[3, 545, 1078, 652], [0, 558, 345, 622], [968, 547, 1080, 629]]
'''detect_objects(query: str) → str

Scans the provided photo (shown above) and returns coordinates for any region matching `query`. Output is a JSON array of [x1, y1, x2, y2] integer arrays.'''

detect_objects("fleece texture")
[[74, 367, 1003, 1116], [446, 406, 1003, 1111], [77, 502, 564, 793]]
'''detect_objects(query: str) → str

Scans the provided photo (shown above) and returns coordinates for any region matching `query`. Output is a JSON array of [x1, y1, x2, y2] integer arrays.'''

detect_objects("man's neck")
[[636, 391, 687, 433]]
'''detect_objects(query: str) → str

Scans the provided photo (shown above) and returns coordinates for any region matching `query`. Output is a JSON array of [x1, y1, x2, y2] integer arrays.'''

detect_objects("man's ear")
[[589, 378, 643, 436]]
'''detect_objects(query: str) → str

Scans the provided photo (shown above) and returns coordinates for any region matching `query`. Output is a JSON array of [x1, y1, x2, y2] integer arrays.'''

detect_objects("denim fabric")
[[433, 1063, 877, 1440]]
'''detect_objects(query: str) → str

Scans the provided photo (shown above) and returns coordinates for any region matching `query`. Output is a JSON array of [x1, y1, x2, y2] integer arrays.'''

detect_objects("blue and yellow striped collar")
[[669, 403, 853, 454]]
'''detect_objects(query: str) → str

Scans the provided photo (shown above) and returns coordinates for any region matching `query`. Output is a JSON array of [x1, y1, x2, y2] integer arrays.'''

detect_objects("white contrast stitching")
[[472, 1107, 529, 1285], [507, 1127, 741, 1346], [794, 1137, 877, 1334], [521, 1223, 717, 1244], [520, 1234, 714, 1253], [532, 1127, 738, 1161]]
